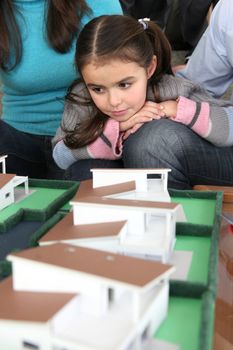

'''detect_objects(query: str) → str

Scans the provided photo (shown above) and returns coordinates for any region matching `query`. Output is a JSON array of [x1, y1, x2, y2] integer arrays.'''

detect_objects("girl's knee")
[[124, 119, 186, 159]]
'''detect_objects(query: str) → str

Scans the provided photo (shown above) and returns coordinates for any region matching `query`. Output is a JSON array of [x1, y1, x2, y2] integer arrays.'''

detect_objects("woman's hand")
[[120, 101, 165, 140]]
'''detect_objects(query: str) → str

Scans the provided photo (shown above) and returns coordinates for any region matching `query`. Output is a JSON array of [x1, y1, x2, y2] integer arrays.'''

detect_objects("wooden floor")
[[213, 215, 233, 350], [193, 187, 233, 350]]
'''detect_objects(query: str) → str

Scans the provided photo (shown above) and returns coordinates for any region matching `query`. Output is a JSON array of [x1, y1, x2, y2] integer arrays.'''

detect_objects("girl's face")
[[81, 57, 156, 122]]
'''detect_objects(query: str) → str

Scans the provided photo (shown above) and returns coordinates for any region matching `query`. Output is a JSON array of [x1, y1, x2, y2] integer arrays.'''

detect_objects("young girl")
[[52, 14, 233, 175]]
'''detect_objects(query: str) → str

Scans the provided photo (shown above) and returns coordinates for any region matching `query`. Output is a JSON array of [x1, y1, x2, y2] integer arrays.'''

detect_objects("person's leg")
[[0, 120, 64, 179], [65, 159, 124, 181], [0, 120, 47, 177], [43, 136, 65, 180], [123, 119, 233, 189]]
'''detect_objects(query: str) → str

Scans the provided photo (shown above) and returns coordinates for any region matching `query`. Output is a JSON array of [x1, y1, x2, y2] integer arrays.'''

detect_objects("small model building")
[[91, 168, 171, 202], [6, 243, 174, 350], [71, 192, 179, 263], [0, 277, 76, 350], [84, 169, 186, 221], [0, 155, 29, 211]]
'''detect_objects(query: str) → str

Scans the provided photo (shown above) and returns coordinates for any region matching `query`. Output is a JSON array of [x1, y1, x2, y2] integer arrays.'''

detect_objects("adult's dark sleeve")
[[180, 0, 213, 47]]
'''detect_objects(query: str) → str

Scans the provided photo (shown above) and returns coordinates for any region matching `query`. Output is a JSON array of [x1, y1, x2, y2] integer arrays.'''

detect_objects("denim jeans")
[[0, 120, 65, 179], [123, 119, 233, 189], [65, 158, 124, 181], [0, 120, 124, 181]]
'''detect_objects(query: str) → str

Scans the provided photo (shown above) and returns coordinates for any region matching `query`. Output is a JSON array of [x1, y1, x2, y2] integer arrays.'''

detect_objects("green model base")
[[155, 290, 215, 350], [0, 179, 79, 233]]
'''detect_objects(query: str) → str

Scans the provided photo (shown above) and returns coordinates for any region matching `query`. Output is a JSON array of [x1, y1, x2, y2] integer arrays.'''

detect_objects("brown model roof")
[[9, 243, 174, 289], [75, 179, 136, 200], [0, 173, 16, 190], [72, 195, 178, 210], [39, 212, 126, 243], [0, 277, 75, 322], [72, 179, 177, 210]]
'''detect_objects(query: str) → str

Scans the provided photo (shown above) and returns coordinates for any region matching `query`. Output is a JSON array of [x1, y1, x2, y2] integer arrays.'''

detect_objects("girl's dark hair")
[[63, 78, 108, 149], [64, 14, 173, 149], [0, 0, 90, 71]]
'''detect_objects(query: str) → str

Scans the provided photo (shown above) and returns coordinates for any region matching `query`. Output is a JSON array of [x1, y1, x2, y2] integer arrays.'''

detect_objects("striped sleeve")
[[52, 140, 91, 169], [53, 119, 123, 169], [173, 96, 233, 147], [87, 118, 123, 159]]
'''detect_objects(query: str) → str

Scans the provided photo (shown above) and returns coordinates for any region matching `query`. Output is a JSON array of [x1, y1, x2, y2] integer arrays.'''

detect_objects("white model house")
[[71, 194, 179, 263], [0, 277, 76, 350], [5, 243, 174, 350], [91, 168, 171, 202], [0, 155, 29, 211], [87, 169, 186, 221]]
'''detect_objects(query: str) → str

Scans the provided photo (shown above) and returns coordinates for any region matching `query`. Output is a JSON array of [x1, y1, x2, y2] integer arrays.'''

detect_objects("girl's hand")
[[158, 100, 177, 119], [120, 101, 165, 140]]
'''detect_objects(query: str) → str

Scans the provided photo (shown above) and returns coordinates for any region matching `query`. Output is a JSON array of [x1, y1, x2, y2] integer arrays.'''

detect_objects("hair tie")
[[138, 18, 150, 30]]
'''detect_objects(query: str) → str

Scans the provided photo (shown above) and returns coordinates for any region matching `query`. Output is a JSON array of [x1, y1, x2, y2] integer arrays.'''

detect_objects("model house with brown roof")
[[0, 155, 29, 211], [39, 212, 128, 251], [91, 168, 171, 202], [0, 277, 76, 350], [92, 167, 186, 224], [66, 169, 186, 263], [71, 193, 179, 263], [5, 243, 175, 350], [84, 169, 186, 222]]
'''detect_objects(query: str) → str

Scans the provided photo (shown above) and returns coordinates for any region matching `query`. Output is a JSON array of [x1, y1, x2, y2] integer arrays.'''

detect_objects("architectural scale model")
[[0, 167, 184, 350], [4, 243, 174, 350], [0, 155, 29, 211], [40, 169, 186, 263]]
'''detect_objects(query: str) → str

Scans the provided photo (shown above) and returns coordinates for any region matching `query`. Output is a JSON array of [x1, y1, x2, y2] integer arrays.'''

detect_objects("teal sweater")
[[0, 0, 122, 136]]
